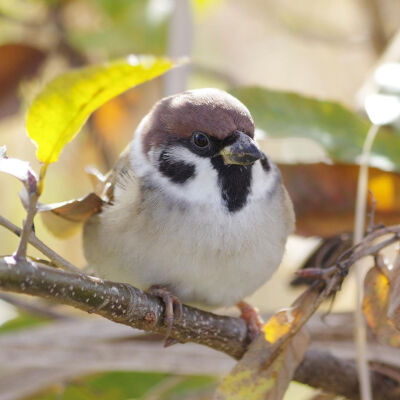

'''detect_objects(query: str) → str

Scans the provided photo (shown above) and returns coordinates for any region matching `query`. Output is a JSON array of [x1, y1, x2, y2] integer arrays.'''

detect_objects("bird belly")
[[83, 194, 289, 309]]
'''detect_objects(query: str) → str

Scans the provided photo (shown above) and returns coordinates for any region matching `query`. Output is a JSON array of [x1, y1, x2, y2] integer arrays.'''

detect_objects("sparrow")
[[82, 88, 295, 337]]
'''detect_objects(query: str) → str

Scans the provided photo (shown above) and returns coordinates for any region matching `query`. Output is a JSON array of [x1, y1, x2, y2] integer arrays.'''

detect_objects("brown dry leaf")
[[85, 166, 107, 194], [39, 147, 132, 238], [0, 43, 46, 118], [363, 266, 400, 347], [39, 193, 103, 238], [280, 163, 400, 237], [213, 283, 332, 400]]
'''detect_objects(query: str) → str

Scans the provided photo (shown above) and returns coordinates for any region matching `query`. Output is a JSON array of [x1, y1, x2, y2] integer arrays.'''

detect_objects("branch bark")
[[1, 257, 400, 399], [294, 350, 400, 400], [0, 257, 249, 358]]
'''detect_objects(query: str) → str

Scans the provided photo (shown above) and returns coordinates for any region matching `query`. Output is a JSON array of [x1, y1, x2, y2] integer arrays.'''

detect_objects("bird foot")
[[147, 285, 183, 344], [237, 301, 264, 341]]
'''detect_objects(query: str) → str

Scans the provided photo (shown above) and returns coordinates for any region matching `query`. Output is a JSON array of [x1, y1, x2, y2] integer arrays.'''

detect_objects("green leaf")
[[71, 1, 169, 57], [28, 371, 216, 400], [230, 87, 400, 171], [27, 55, 175, 164], [0, 312, 49, 334]]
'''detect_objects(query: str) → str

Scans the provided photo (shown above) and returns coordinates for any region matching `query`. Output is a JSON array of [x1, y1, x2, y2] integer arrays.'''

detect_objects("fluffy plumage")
[[83, 88, 294, 309]]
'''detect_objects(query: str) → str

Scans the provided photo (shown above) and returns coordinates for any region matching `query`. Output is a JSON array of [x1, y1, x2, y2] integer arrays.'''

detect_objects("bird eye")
[[192, 132, 209, 148]]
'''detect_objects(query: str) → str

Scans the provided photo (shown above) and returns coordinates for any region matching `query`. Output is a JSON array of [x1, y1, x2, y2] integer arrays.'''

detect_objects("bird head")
[[130, 88, 272, 212]]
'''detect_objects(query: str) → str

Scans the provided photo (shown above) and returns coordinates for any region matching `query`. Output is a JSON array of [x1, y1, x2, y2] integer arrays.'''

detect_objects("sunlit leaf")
[[263, 308, 301, 344], [363, 266, 400, 347], [27, 55, 175, 164], [192, 0, 223, 16], [231, 87, 400, 171]]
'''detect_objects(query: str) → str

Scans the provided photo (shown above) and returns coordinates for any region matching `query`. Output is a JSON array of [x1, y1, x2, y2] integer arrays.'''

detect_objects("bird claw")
[[237, 301, 264, 341], [148, 285, 183, 343]]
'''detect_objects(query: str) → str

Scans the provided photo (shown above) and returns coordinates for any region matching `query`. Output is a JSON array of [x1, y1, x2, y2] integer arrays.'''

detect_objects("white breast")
[[83, 158, 293, 309]]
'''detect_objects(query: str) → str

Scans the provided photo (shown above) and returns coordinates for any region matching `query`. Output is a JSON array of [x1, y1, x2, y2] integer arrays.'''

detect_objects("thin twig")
[[0, 215, 83, 274], [15, 191, 38, 260], [367, 191, 377, 234], [353, 123, 380, 400]]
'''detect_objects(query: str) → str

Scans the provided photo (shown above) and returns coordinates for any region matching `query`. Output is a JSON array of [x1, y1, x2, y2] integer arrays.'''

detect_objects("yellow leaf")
[[27, 55, 175, 164], [368, 175, 395, 212], [263, 308, 300, 344], [192, 0, 223, 16]]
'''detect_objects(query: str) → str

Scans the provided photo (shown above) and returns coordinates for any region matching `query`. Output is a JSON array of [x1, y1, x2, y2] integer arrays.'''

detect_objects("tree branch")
[[0, 257, 400, 399], [0, 257, 249, 358], [294, 350, 400, 400]]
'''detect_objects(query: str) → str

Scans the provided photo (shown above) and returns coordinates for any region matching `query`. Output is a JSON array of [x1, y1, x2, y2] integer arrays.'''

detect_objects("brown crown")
[[141, 88, 255, 153]]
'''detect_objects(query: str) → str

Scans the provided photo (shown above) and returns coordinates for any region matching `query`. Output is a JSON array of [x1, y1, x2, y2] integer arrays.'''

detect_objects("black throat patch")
[[156, 136, 257, 213], [211, 156, 252, 213]]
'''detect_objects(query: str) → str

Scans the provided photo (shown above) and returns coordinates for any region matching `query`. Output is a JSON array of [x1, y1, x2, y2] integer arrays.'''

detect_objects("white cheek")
[[131, 128, 222, 206], [166, 147, 222, 205], [250, 160, 277, 201]]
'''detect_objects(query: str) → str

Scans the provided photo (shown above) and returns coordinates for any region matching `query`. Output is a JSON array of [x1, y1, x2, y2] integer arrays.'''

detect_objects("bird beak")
[[219, 131, 263, 165]]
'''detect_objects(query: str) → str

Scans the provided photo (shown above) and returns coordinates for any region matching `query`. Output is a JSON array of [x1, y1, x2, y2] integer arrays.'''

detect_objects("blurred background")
[[1, 0, 400, 399]]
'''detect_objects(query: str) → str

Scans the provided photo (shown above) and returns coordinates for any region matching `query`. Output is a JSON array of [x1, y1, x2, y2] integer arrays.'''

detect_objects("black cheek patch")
[[158, 151, 196, 184]]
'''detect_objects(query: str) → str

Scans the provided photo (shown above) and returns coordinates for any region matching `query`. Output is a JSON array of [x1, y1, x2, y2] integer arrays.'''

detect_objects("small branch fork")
[[14, 170, 39, 260]]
